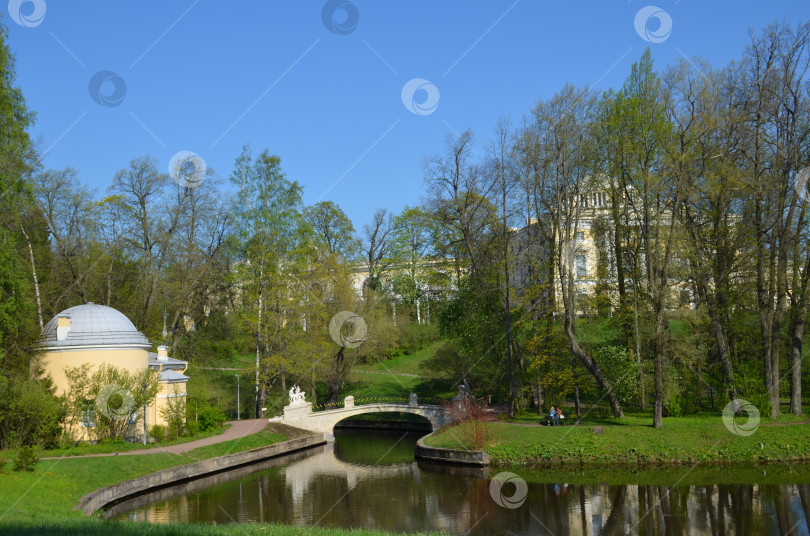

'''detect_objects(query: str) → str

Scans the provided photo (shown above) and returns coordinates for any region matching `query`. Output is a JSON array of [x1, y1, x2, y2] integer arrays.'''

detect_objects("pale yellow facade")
[[38, 303, 189, 442]]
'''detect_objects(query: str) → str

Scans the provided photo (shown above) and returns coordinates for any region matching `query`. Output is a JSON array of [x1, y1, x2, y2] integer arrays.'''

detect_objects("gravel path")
[[41, 419, 268, 459]]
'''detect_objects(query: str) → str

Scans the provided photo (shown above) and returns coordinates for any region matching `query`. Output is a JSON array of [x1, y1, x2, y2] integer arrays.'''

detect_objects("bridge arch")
[[268, 396, 454, 437], [333, 410, 433, 432]]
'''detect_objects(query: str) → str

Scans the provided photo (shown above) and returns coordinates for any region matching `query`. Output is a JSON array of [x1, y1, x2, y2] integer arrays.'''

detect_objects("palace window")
[[576, 254, 588, 278], [579, 191, 607, 208], [81, 400, 96, 427]]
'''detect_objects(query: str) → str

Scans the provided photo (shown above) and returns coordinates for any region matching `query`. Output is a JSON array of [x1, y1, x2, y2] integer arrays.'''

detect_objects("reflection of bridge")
[[268, 393, 454, 437]]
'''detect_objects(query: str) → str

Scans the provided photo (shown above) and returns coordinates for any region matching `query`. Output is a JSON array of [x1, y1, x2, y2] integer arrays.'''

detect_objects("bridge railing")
[[310, 394, 445, 412]]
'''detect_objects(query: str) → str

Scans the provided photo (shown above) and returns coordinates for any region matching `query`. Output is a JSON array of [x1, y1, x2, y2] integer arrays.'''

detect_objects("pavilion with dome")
[[37, 302, 189, 441]]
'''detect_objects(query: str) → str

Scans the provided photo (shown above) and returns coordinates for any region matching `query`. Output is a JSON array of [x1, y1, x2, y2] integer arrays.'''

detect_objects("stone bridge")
[[268, 393, 454, 438]]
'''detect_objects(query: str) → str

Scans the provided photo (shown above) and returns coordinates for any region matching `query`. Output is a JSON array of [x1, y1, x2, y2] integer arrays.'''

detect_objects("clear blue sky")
[[6, 1, 805, 229]]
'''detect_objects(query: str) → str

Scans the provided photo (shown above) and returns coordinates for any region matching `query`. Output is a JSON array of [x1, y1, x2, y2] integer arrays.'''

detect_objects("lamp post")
[[235, 374, 240, 420]]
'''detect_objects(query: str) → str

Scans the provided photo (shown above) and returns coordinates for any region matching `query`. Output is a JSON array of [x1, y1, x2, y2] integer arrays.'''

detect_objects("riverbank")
[[424, 412, 810, 467], [0, 424, 439, 536], [2, 518, 438, 536], [0, 423, 297, 521]]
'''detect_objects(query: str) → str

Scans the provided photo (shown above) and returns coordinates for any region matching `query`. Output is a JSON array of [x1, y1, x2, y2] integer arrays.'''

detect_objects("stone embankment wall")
[[77, 434, 326, 515]]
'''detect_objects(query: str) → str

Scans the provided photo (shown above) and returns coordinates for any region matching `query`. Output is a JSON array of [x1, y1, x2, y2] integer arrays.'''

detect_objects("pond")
[[112, 428, 810, 535]]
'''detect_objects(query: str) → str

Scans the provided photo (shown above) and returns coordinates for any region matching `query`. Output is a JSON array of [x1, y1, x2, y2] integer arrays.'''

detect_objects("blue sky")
[[6, 1, 806, 229]]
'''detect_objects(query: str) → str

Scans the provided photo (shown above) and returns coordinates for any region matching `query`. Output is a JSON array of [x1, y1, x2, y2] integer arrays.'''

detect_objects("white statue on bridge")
[[289, 385, 306, 406]]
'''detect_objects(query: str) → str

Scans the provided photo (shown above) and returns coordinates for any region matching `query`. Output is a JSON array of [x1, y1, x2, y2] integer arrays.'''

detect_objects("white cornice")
[[39, 343, 152, 353]]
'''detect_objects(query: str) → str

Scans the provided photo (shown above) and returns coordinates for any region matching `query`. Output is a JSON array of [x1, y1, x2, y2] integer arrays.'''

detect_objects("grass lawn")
[[0, 422, 437, 536], [338, 342, 456, 404], [1, 518, 437, 535], [353, 345, 439, 376], [0, 424, 293, 522], [36, 424, 232, 458], [183, 423, 307, 461], [426, 410, 810, 467]]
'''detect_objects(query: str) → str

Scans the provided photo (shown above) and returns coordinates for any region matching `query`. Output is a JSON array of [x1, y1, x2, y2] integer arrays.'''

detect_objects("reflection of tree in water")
[[112, 441, 810, 535], [601, 485, 626, 536], [801, 484, 810, 535]]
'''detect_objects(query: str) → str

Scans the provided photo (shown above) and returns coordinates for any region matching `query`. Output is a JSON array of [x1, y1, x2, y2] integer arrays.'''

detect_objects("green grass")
[[0, 454, 194, 521], [0, 518, 438, 535], [0, 424, 294, 523], [354, 344, 439, 376], [183, 424, 303, 461], [0, 421, 436, 535], [338, 342, 455, 403], [37, 425, 231, 458], [426, 410, 810, 467]]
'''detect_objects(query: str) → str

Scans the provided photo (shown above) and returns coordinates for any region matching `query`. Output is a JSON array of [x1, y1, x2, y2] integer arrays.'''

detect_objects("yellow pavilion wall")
[[39, 348, 149, 398]]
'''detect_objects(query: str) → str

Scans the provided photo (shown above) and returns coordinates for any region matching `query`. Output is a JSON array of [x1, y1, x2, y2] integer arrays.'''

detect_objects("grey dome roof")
[[40, 303, 151, 348]]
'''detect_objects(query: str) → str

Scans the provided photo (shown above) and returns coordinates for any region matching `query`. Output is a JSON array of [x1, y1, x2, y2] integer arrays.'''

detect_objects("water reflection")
[[113, 429, 810, 535]]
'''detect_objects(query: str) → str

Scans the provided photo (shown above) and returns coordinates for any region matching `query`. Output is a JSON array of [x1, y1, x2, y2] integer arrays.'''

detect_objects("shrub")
[[443, 397, 491, 450], [63, 363, 159, 442], [663, 394, 684, 417], [198, 405, 226, 432], [13, 445, 38, 472], [150, 424, 166, 443], [159, 387, 187, 440], [185, 419, 199, 437], [593, 346, 640, 405], [398, 322, 439, 355], [748, 393, 771, 419], [0, 375, 64, 450]]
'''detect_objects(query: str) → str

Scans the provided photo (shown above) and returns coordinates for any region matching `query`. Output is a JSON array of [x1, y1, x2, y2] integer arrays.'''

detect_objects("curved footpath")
[[42, 419, 268, 459]]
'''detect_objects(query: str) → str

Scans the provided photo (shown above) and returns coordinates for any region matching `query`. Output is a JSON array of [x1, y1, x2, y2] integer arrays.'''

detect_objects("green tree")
[[230, 146, 305, 417], [0, 21, 39, 374], [304, 201, 360, 262], [608, 50, 676, 428], [63, 363, 159, 442]]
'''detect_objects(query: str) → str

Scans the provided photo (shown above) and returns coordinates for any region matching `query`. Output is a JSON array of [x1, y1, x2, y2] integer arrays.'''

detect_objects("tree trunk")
[[653, 308, 666, 429], [564, 316, 625, 418], [789, 302, 806, 416], [19, 224, 43, 330], [255, 261, 264, 419], [327, 347, 346, 405], [702, 277, 741, 405], [281, 368, 286, 397], [634, 290, 645, 410]]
